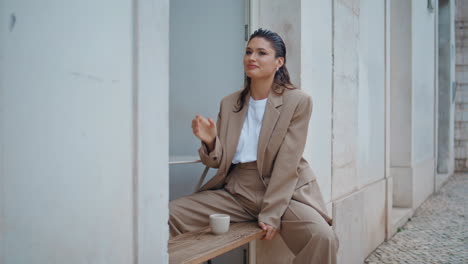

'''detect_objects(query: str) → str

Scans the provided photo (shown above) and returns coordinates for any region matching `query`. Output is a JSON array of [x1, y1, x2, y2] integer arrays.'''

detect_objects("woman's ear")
[[277, 57, 285, 69]]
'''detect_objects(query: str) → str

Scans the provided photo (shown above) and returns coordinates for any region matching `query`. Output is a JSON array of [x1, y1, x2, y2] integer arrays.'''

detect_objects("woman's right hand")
[[192, 115, 217, 151]]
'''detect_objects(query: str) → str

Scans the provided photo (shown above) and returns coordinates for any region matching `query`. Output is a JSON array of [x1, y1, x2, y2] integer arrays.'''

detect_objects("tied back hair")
[[235, 28, 296, 112]]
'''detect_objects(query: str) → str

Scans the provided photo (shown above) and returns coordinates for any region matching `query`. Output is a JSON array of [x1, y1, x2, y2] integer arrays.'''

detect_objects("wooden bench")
[[168, 222, 265, 264], [169, 157, 265, 264]]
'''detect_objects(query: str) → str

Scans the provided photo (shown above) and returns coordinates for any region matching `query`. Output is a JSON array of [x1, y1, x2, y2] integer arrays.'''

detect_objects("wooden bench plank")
[[168, 222, 265, 264]]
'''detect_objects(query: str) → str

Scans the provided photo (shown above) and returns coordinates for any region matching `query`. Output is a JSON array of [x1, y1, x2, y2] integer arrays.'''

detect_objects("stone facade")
[[0, 0, 460, 263], [455, 0, 468, 172]]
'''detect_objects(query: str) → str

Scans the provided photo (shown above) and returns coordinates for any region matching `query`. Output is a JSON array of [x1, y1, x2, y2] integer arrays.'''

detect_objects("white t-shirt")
[[232, 97, 268, 164]]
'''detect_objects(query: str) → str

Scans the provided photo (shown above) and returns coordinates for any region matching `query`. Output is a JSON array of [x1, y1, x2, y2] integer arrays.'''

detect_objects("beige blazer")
[[197, 87, 332, 229]]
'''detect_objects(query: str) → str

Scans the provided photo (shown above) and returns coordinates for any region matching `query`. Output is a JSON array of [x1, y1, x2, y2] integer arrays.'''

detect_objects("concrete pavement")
[[365, 173, 467, 264]]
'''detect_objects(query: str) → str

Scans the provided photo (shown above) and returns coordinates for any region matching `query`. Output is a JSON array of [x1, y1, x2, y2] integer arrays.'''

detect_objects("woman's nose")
[[248, 53, 256, 61]]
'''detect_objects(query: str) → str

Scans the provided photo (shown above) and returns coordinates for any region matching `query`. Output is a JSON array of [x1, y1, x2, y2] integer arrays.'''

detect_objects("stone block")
[[391, 167, 413, 208], [462, 90, 468, 103], [456, 69, 468, 83], [455, 89, 468, 103], [454, 109, 468, 122], [455, 103, 468, 112], [454, 143, 468, 158], [334, 190, 364, 264], [385, 177, 393, 240], [389, 207, 413, 238], [332, 166, 358, 199], [456, 64, 468, 74], [456, 51, 468, 64], [459, 83, 468, 92], [454, 145, 465, 158], [412, 158, 435, 209], [455, 158, 468, 171], [333, 0, 360, 77], [362, 180, 386, 257], [332, 0, 362, 202], [334, 179, 386, 264]]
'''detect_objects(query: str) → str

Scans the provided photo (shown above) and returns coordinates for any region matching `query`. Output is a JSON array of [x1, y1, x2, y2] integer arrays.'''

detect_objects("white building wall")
[[390, 0, 413, 171], [411, 0, 436, 209], [0, 0, 450, 263], [356, 0, 386, 187], [412, 0, 436, 163], [256, 1, 388, 263], [254, 0, 301, 87], [0, 0, 169, 263], [332, 1, 386, 263], [136, 0, 169, 262], [0, 1, 133, 263], [301, 0, 333, 207], [355, 0, 386, 257], [331, 0, 360, 200]]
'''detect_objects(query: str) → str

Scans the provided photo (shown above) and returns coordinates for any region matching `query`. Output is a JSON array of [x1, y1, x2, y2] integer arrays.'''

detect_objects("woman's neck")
[[250, 77, 273, 100]]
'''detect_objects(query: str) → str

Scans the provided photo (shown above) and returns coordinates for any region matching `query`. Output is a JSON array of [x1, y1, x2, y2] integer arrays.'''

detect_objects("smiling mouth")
[[247, 65, 258, 69]]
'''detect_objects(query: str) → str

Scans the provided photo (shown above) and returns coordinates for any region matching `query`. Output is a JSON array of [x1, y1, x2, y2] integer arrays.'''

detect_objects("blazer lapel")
[[256, 89, 282, 176], [224, 93, 249, 167]]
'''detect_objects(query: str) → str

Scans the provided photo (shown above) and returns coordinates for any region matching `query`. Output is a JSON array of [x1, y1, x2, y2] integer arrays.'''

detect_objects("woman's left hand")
[[258, 222, 277, 240]]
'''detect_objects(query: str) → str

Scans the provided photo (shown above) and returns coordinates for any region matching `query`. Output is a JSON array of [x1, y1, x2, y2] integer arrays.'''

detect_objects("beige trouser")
[[169, 162, 338, 264]]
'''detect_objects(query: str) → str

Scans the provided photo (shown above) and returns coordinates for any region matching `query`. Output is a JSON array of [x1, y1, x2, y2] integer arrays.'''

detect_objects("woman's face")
[[243, 37, 284, 80]]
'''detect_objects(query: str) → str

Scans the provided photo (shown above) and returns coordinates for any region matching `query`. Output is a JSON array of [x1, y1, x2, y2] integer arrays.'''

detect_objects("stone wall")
[[0, 0, 170, 263], [455, 0, 468, 172]]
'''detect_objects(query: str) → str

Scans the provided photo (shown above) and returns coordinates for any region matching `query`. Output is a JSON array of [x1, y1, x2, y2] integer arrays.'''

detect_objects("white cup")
[[209, 214, 230, 235]]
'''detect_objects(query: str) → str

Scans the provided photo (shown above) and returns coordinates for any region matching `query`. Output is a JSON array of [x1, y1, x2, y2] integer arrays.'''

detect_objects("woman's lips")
[[247, 65, 258, 69]]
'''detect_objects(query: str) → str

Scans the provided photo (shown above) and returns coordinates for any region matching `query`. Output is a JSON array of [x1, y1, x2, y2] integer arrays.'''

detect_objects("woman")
[[169, 28, 338, 264]]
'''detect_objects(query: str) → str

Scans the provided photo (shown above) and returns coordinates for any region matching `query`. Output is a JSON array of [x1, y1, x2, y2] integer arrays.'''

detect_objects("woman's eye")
[[259, 51, 267, 55], [245, 50, 252, 55]]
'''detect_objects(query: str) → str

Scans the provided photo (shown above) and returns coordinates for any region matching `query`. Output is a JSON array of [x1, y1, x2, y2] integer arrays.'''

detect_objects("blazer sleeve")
[[198, 101, 224, 168], [258, 95, 313, 229]]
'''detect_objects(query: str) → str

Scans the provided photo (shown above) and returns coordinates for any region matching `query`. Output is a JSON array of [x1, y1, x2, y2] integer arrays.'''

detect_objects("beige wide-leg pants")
[[169, 162, 338, 264]]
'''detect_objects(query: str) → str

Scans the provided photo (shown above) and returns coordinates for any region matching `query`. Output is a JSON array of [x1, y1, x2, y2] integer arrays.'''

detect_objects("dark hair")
[[236, 28, 296, 112]]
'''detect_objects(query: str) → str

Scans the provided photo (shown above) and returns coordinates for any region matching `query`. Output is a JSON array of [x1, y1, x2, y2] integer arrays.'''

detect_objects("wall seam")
[[333, 177, 387, 204], [433, 0, 439, 191], [409, 0, 414, 166], [331, 0, 335, 206], [384, 0, 390, 239], [132, 0, 139, 263], [0, 1, 6, 262]]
